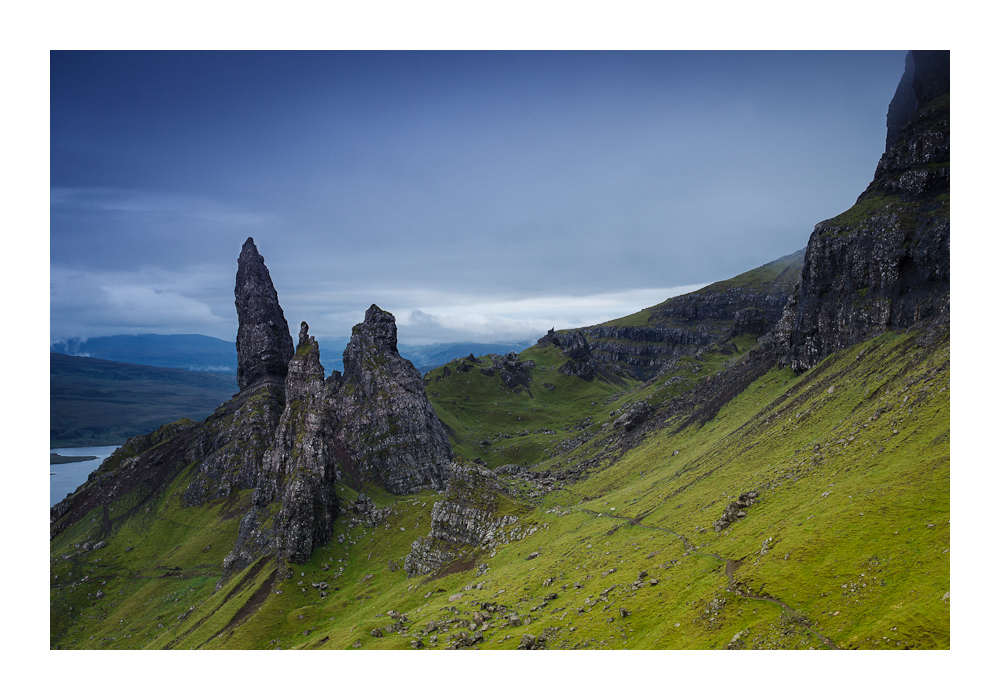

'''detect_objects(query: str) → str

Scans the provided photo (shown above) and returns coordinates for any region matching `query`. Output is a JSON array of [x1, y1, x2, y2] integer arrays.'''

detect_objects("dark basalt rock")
[[53, 241, 455, 576], [487, 351, 534, 391], [235, 238, 294, 391], [333, 305, 452, 494], [226, 323, 339, 568], [576, 251, 801, 379], [404, 461, 521, 577], [886, 50, 950, 149], [559, 331, 598, 380], [713, 491, 759, 532], [732, 307, 771, 338], [537, 328, 562, 348], [780, 50, 949, 372]]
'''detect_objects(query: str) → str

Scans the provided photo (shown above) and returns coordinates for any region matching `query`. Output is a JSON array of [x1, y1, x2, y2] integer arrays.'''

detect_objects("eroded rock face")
[[182, 384, 285, 506], [225, 323, 339, 569], [577, 251, 801, 379], [486, 352, 535, 391], [559, 331, 597, 380], [235, 238, 294, 391], [334, 305, 452, 494], [53, 244, 455, 573], [404, 461, 520, 577], [780, 50, 949, 372]]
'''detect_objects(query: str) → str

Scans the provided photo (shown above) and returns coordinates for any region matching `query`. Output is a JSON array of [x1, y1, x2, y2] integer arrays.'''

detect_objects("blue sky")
[[51, 50, 907, 346]]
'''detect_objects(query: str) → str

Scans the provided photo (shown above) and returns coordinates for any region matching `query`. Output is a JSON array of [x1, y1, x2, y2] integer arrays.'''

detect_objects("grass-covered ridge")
[[51, 323, 948, 649]]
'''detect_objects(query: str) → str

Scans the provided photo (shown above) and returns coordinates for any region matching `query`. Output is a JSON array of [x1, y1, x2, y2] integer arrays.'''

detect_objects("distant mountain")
[[50, 353, 238, 448], [50, 334, 237, 374]]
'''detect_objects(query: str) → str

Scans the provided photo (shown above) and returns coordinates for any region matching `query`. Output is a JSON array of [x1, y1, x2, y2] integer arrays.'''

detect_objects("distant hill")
[[50, 334, 237, 374], [398, 340, 535, 373], [50, 353, 238, 448]]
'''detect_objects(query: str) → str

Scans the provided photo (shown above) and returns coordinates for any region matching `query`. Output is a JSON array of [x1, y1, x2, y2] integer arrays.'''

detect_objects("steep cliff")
[[780, 50, 949, 371], [567, 249, 803, 379]]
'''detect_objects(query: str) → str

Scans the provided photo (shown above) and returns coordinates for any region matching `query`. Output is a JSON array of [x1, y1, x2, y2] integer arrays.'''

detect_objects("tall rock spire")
[[235, 238, 294, 391]]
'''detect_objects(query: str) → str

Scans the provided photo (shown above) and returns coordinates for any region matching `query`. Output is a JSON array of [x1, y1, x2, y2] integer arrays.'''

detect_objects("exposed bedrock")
[[334, 305, 452, 494], [780, 50, 949, 372], [235, 237, 294, 391]]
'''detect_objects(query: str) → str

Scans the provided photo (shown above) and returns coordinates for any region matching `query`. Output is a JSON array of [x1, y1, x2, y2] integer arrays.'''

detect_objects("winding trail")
[[578, 508, 840, 650]]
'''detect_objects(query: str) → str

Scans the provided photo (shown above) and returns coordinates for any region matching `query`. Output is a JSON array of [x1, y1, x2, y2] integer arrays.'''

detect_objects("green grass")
[[51, 327, 949, 650]]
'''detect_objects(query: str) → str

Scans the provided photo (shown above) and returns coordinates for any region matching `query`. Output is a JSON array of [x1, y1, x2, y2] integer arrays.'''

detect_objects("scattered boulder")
[[713, 491, 759, 532]]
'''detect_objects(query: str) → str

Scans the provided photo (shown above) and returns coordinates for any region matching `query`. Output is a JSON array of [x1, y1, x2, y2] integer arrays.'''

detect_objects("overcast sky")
[[50, 50, 907, 347]]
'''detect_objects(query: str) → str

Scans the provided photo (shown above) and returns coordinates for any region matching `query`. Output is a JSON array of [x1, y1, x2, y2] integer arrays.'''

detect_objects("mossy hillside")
[[49, 456, 251, 649], [425, 338, 755, 471], [51, 327, 948, 649], [240, 330, 944, 650], [552, 330, 949, 649]]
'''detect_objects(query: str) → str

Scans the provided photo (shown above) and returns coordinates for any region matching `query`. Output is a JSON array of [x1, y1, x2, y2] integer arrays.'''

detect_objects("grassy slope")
[[51, 327, 948, 650], [424, 337, 757, 469], [50, 353, 239, 448]]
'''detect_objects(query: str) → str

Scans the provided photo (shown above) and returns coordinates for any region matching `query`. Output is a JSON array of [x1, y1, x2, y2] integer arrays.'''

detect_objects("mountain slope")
[[49, 51, 948, 651]]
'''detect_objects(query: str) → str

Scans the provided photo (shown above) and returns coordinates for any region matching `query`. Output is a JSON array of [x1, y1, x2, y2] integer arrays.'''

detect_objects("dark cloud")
[[50, 50, 907, 345]]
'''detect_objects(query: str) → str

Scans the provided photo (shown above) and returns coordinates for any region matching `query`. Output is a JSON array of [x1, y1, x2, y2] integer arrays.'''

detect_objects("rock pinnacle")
[[235, 237, 294, 391]]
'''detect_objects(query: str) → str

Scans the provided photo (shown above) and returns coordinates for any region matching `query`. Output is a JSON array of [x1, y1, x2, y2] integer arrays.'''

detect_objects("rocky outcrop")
[[537, 328, 562, 348], [181, 383, 285, 506], [333, 305, 452, 494], [484, 351, 535, 392], [404, 461, 523, 577], [574, 250, 803, 379], [559, 331, 598, 380], [235, 238, 294, 391], [52, 241, 454, 575], [780, 50, 949, 372], [713, 491, 759, 532], [225, 307, 453, 570]]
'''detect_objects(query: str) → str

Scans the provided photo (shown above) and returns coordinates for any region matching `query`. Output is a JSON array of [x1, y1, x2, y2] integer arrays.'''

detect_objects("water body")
[[50, 445, 121, 507]]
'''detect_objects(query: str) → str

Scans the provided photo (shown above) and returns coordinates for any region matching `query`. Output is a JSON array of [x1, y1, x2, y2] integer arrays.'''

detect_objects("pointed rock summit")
[[335, 305, 452, 494], [235, 237, 294, 391]]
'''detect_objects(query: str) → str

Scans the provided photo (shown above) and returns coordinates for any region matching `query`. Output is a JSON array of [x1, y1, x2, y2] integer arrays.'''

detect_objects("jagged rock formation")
[[481, 351, 535, 392], [227, 307, 452, 569], [558, 331, 599, 380], [226, 323, 340, 568], [235, 238, 294, 391], [52, 240, 453, 573], [333, 305, 452, 494], [780, 50, 949, 372], [181, 383, 285, 506], [404, 461, 523, 577], [536, 328, 562, 348]]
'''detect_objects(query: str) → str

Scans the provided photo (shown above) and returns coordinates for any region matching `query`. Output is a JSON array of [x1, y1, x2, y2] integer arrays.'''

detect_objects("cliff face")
[[572, 249, 803, 379], [780, 50, 949, 372]]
